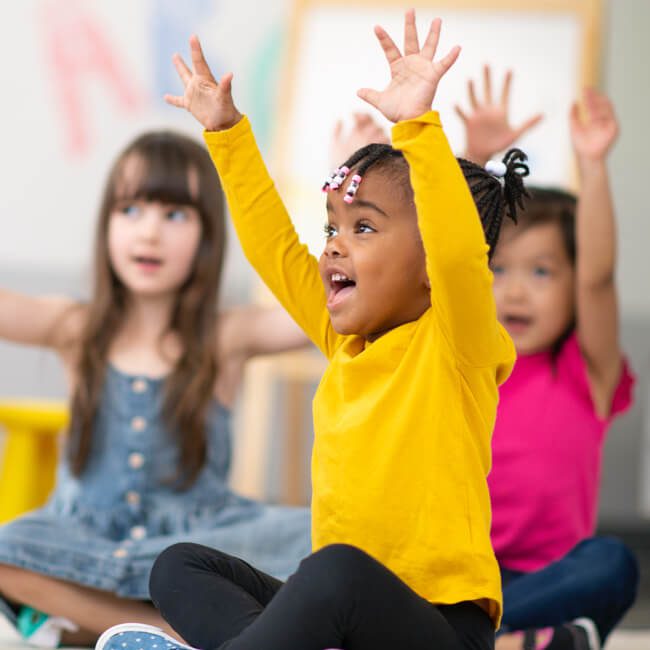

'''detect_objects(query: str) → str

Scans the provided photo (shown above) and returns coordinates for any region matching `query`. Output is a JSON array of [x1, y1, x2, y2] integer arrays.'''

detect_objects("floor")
[[1, 618, 649, 650]]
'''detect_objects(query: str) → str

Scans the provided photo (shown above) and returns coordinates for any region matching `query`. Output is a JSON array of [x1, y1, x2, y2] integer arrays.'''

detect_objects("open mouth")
[[504, 314, 532, 332], [133, 255, 163, 269], [327, 272, 356, 308]]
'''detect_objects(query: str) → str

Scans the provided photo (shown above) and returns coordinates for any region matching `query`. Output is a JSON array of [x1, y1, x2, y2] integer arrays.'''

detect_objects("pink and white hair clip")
[[343, 174, 362, 203]]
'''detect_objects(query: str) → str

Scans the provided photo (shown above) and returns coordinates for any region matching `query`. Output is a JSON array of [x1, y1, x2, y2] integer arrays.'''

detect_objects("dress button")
[[112, 547, 128, 558], [132, 379, 148, 393], [130, 526, 147, 540], [128, 452, 145, 469], [125, 491, 141, 506], [131, 416, 146, 432]]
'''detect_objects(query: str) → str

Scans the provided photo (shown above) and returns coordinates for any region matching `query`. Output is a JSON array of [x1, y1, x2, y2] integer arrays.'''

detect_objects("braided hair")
[[328, 144, 530, 258]]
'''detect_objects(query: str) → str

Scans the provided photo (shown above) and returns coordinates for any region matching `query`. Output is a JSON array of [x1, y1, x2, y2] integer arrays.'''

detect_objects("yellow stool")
[[0, 400, 68, 523]]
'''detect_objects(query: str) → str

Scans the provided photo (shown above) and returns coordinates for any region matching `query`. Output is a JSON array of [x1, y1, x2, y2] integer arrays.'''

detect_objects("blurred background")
[[0, 0, 648, 625]]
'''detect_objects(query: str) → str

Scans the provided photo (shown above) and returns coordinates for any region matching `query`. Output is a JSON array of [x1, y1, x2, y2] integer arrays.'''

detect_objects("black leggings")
[[150, 542, 494, 650]]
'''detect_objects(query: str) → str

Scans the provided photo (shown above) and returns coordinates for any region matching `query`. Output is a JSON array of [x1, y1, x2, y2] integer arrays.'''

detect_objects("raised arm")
[[570, 89, 623, 417], [455, 65, 543, 166], [0, 288, 81, 350], [165, 37, 340, 357], [357, 12, 512, 368]]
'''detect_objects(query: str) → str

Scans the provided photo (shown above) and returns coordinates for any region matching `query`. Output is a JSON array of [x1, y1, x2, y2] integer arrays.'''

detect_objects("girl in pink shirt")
[[457, 68, 637, 649]]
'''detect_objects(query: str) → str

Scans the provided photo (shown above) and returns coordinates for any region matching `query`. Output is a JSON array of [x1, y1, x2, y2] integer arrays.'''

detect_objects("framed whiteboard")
[[273, 0, 601, 255]]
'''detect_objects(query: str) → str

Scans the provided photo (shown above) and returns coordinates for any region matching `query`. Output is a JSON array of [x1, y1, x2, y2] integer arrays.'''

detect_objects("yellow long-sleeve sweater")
[[205, 111, 515, 626]]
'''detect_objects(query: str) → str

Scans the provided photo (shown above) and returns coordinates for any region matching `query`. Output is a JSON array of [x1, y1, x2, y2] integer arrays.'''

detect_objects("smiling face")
[[318, 167, 431, 340], [491, 220, 575, 354], [107, 154, 203, 299]]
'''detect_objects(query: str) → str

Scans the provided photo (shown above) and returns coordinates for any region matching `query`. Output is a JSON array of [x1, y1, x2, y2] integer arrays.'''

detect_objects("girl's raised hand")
[[455, 65, 543, 165], [329, 112, 390, 166], [357, 10, 460, 123], [165, 35, 242, 131], [570, 88, 619, 163]]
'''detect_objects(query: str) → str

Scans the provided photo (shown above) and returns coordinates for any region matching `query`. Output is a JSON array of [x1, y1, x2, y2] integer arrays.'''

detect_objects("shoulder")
[[40, 296, 87, 349], [558, 332, 635, 421]]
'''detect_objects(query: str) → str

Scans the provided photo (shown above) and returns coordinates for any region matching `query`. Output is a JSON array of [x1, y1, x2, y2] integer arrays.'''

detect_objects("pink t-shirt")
[[489, 332, 634, 572]]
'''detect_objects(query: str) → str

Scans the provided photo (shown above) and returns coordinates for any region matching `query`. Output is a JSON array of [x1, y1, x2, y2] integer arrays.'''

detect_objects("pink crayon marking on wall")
[[39, 0, 144, 156]]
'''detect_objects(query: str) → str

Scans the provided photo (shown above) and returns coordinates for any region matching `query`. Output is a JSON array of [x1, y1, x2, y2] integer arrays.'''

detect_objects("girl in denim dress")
[[0, 131, 311, 647]]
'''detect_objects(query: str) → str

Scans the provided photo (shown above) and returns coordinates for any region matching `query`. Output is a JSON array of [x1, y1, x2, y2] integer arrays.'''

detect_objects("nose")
[[503, 274, 526, 301], [324, 232, 348, 258], [137, 208, 162, 242]]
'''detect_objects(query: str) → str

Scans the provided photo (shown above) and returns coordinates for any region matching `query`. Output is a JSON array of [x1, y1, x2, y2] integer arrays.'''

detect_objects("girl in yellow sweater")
[[98, 11, 528, 650]]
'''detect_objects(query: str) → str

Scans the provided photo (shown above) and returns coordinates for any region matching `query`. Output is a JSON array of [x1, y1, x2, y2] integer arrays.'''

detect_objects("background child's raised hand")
[[329, 112, 389, 166], [455, 65, 543, 165], [165, 35, 242, 131], [570, 88, 619, 166], [357, 10, 460, 123]]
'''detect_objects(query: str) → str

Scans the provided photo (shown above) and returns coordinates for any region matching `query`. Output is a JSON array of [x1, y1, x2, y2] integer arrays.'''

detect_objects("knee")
[[580, 537, 640, 607], [149, 543, 199, 606], [300, 544, 377, 593], [599, 537, 639, 606]]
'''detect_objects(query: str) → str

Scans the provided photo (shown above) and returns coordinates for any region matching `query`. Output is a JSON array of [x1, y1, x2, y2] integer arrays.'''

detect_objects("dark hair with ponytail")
[[329, 145, 530, 257]]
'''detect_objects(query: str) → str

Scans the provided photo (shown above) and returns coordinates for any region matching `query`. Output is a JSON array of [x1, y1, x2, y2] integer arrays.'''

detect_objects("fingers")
[[374, 25, 402, 65], [189, 34, 215, 80], [353, 112, 372, 129], [172, 53, 192, 87], [483, 64, 493, 104], [357, 87, 381, 110], [403, 8, 420, 56], [569, 100, 581, 130], [454, 105, 468, 123], [513, 113, 544, 139], [164, 94, 186, 109], [436, 45, 461, 76], [468, 79, 478, 109], [585, 87, 615, 122], [421, 17, 441, 60], [500, 69, 513, 107], [219, 72, 233, 95]]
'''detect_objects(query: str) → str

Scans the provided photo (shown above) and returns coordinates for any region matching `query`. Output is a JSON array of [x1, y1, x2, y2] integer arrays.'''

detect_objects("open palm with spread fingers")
[[357, 10, 460, 123], [165, 35, 242, 131], [456, 65, 543, 165], [570, 88, 619, 163]]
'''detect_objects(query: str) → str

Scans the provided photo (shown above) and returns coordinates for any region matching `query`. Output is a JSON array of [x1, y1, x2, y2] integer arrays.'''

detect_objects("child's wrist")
[[205, 111, 244, 132], [464, 148, 490, 166], [576, 156, 607, 178]]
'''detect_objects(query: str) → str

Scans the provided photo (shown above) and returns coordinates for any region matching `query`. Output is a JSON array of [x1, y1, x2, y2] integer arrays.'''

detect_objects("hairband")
[[485, 160, 507, 177]]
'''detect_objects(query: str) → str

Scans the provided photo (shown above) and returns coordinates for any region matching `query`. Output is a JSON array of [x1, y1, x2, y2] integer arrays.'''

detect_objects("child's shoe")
[[16, 606, 78, 648], [95, 623, 198, 650], [518, 618, 600, 650]]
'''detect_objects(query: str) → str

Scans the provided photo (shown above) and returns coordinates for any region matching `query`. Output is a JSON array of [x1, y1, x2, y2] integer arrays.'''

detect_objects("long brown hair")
[[68, 131, 225, 488]]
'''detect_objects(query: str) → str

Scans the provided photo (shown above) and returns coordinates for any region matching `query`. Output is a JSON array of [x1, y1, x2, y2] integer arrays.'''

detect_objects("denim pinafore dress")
[[0, 365, 311, 598]]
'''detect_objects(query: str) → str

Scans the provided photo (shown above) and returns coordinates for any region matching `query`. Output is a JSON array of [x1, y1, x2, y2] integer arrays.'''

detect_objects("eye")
[[167, 208, 188, 222], [356, 222, 376, 234], [120, 203, 140, 217], [533, 266, 550, 277], [491, 264, 505, 275], [324, 223, 337, 239]]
